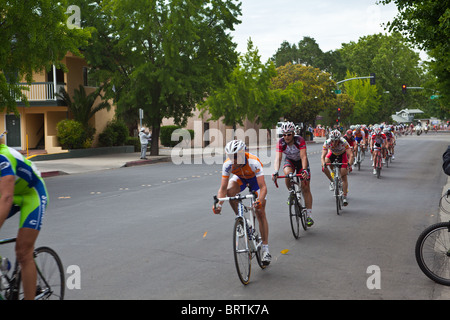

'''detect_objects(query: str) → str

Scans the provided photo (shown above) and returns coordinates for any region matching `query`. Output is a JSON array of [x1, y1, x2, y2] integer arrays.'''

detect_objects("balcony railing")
[[16, 82, 66, 102]]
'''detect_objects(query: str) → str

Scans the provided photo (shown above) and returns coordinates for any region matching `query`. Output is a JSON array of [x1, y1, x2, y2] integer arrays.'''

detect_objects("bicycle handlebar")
[[273, 173, 304, 188]]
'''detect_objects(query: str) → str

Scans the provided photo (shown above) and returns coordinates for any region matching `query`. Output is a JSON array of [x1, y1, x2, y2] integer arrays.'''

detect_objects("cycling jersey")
[[222, 152, 263, 192], [353, 130, 365, 142], [322, 137, 350, 156], [0, 145, 48, 230], [276, 135, 306, 161], [371, 133, 387, 147]]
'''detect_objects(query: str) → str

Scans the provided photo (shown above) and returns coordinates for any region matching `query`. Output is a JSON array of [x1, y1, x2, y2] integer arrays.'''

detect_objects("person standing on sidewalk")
[[139, 128, 152, 159]]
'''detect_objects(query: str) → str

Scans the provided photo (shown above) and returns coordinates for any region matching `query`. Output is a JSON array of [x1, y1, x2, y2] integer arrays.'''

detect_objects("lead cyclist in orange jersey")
[[213, 140, 271, 265]]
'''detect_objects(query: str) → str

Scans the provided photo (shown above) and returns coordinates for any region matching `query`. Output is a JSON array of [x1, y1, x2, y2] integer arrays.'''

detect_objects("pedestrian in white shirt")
[[139, 128, 151, 159]]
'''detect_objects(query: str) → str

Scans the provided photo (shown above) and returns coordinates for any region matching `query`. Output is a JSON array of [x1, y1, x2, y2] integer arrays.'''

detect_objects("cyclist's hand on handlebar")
[[254, 199, 262, 209], [212, 204, 222, 214], [272, 172, 278, 182]]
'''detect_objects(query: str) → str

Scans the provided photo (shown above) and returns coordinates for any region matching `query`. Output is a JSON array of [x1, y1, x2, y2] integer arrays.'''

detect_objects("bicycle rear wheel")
[[415, 222, 450, 286], [233, 217, 251, 285], [17, 246, 65, 300], [289, 195, 300, 239]]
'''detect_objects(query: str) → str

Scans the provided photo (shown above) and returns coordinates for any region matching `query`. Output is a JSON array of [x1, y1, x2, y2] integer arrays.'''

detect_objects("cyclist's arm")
[[346, 147, 354, 166], [273, 151, 282, 174], [0, 175, 14, 229], [320, 148, 328, 168], [300, 148, 308, 171], [217, 176, 229, 206]]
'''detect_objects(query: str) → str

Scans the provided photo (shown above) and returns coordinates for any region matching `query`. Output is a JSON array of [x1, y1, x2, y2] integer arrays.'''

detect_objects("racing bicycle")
[[0, 238, 65, 300], [273, 173, 307, 239], [372, 147, 383, 179], [355, 142, 365, 171], [415, 189, 450, 286], [326, 160, 346, 215], [213, 187, 266, 285]]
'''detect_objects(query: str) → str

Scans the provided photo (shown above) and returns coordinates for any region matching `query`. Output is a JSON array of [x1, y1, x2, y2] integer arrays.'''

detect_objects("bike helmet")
[[225, 139, 246, 155], [329, 129, 341, 141], [346, 129, 353, 135], [281, 122, 296, 134]]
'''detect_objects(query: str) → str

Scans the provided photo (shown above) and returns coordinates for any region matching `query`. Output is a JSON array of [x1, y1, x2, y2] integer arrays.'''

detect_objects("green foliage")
[[342, 72, 381, 124], [76, 0, 242, 155], [271, 63, 335, 124], [98, 119, 129, 147], [57, 85, 111, 136], [160, 125, 194, 147], [379, 0, 449, 114], [200, 39, 296, 129], [56, 119, 88, 149], [0, 0, 91, 113]]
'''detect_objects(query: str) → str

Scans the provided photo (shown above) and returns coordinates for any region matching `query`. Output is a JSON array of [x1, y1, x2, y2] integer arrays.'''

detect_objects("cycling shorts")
[[326, 151, 349, 168], [283, 158, 311, 180], [355, 137, 363, 143], [230, 175, 260, 193], [7, 179, 48, 231]]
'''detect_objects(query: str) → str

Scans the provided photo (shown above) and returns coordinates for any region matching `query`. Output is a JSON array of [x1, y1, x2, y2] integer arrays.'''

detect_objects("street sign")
[[335, 90, 341, 94]]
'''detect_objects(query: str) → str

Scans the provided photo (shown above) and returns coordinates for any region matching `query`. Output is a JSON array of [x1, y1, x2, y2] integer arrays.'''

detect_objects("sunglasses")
[[283, 133, 293, 137]]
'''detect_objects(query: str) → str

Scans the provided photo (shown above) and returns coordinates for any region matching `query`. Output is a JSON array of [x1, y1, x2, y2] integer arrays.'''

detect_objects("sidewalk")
[[33, 138, 325, 178], [35, 150, 172, 177]]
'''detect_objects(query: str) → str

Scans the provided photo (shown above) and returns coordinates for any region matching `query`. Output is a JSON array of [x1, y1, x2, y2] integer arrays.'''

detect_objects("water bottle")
[[0, 256, 11, 290]]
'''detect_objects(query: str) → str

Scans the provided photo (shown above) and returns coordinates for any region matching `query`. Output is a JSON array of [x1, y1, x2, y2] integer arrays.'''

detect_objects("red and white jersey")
[[276, 135, 306, 161], [371, 133, 386, 145], [322, 137, 350, 156]]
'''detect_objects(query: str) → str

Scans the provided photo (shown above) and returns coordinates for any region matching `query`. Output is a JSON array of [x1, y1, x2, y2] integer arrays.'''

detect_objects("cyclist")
[[370, 128, 387, 174], [213, 140, 271, 265], [384, 127, 395, 160], [321, 130, 354, 206], [272, 122, 314, 227], [0, 133, 48, 300], [344, 129, 356, 168]]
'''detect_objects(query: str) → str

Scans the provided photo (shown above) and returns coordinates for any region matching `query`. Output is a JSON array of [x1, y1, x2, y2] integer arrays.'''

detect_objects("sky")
[[230, 0, 400, 62]]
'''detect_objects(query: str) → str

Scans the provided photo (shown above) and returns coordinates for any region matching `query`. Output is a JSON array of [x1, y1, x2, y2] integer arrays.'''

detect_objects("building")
[[0, 52, 115, 154], [391, 108, 424, 123]]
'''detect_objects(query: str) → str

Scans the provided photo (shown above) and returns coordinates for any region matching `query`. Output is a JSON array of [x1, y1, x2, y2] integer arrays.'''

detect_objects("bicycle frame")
[[0, 238, 20, 300], [214, 191, 261, 253], [326, 161, 346, 215]]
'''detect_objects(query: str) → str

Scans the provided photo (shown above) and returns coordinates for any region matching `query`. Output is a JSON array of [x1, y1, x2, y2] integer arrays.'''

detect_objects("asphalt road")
[[1, 132, 449, 300]]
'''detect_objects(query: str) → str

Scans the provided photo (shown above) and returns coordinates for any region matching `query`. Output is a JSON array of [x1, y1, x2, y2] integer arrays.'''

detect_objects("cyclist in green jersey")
[[0, 133, 48, 300]]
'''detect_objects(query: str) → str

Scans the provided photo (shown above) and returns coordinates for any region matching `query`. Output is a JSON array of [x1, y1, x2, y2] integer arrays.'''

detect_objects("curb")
[[123, 156, 171, 167]]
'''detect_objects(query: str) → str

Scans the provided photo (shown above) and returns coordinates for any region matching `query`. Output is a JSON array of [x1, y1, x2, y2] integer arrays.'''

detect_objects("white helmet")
[[281, 122, 296, 134], [225, 139, 246, 155], [329, 129, 341, 141]]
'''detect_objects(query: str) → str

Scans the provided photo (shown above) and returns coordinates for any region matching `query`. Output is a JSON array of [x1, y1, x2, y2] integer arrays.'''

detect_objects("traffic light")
[[370, 73, 376, 85], [337, 107, 341, 117], [402, 84, 407, 94]]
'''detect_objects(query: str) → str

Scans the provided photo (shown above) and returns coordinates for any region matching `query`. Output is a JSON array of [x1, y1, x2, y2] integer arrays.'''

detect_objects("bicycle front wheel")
[[415, 222, 450, 286], [334, 177, 341, 215], [289, 196, 300, 239], [233, 218, 251, 285]]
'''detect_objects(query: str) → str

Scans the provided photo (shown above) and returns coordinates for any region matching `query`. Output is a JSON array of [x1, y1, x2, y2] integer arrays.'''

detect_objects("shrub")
[[160, 125, 194, 147], [98, 119, 129, 147], [56, 119, 87, 149]]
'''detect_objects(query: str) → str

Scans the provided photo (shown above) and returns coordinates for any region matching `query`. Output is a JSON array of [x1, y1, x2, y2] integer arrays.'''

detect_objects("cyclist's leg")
[[227, 176, 242, 215], [340, 153, 349, 195], [15, 181, 48, 300], [323, 151, 334, 182], [282, 159, 295, 190]]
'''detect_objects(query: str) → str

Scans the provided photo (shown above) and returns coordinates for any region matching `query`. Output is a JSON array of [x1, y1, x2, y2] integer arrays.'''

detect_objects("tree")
[[342, 72, 381, 124], [77, 0, 242, 155], [378, 0, 450, 113], [200, 39, 295, 131], [57, 85, 111, 139], [271, 63, 336, 125], [339, 33, 425, 120], [0, 0, 90, 113]]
